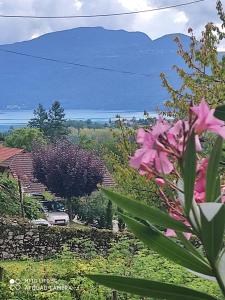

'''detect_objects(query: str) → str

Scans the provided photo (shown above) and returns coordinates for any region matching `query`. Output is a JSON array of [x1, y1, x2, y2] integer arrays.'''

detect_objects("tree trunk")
[[0, 267, 4, 281], [18, 178, 25, 218], [67, 198, 73, 221], [106, 200, 113, 229], [112, 291, 118, 300], [118, 208, 125, 231]]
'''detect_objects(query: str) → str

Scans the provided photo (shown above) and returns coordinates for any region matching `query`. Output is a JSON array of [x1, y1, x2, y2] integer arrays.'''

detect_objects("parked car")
[[31, 218, 52, 227], [40, 200, 70, 225]]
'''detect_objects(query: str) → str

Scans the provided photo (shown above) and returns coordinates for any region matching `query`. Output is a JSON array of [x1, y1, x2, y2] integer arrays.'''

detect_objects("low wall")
[[0, 217, 123, 260]]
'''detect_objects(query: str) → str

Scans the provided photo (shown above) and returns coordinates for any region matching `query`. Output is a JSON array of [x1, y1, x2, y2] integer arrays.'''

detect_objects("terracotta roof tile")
[[8, 152, 46, 194], [0, 146, 24, 162]]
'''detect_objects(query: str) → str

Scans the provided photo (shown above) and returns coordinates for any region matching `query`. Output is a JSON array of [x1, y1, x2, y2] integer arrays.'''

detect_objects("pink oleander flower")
[[167, 120, 188, 153], [129, 118, 173, 175], [130, 147, 173, 175], [191, 99, 225, 138], [151, 116, 170, 137], [194, 158, 225, 203], [165, 228, 177, 238], [155, 177, 165, 187], [194, 158, 208, 203], [165, 206, 192, 240], [221, 187, 225, 203], [165, 229, 192, 240], [166, 120, 202, 153], [130, 116, 204, 177], [154, 151, 174, 174]]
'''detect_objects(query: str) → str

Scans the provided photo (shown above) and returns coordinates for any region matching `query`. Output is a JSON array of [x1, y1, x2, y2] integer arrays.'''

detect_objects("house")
[[0, 146, 114, 196], [0, 146, 46, 195]]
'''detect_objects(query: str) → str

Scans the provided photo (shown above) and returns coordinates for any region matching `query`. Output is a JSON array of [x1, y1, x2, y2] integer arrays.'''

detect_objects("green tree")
[[0, 176, 21, 216], [28, 104, 48, 135], [0, 132, 6, 142], [160, 0, 225, 118], [4, 128, 46, 151], [47, 100, 69, 140]]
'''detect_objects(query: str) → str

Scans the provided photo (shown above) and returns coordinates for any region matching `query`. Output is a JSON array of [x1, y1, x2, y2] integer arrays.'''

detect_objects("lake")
[[0, 109, 157, 132]]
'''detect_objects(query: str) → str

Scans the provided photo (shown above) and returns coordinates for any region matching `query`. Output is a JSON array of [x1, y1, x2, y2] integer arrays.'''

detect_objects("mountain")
[[0, 27, 191, 111]]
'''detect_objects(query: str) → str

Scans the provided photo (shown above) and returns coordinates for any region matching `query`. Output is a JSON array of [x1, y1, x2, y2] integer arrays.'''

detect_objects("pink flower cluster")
[[130, 100, 225, 178], [130, 99, 225, 238]]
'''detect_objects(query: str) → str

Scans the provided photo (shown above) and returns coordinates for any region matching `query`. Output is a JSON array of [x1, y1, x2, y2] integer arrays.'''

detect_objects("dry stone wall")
[[0, 217, 122, 260]]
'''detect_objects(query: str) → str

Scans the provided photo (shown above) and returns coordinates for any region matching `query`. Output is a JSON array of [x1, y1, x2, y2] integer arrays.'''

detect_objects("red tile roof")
[[0, 146, 24, 162], [8, 152, 46, 194]]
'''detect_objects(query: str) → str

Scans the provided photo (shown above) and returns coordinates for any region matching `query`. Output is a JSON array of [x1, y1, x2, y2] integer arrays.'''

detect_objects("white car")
[[31, 218, 52, 227], [41, 200, 70, 225]]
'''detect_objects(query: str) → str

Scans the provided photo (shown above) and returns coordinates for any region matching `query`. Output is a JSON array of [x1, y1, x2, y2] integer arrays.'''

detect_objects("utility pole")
[[18, 177, 25, 218]]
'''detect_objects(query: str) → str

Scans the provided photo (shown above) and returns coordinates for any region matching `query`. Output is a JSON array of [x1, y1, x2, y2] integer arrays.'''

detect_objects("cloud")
[[0, 0, 222, 45]]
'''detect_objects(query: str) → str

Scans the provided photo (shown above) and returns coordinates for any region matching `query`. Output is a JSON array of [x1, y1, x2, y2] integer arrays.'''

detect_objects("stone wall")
[[0, 217, 123, 260]]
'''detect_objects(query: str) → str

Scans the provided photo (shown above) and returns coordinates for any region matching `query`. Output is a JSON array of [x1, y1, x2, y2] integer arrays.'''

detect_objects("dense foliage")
[[0, 175, 42, 219], [72, 191, 114, 229], [4, 128, 46, 152], [32, 141, 104, 219]]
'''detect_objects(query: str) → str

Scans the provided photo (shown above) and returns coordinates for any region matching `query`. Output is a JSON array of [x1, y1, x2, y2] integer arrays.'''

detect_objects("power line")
[[0, 48, 167, 78], [0, 0, 205, 19]]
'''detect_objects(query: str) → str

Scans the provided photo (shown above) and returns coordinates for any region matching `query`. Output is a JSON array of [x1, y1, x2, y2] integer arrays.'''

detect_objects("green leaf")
[[176, 232, 206, 262], [199, 203, 225, 261], [183, 133, 196, 215], [214, 176, 221, 202], [206, 136, 223, 202], [214, 104, 225, 121], [102, 189, 191, 233], [121, 214, 212, 276], [189, 199, 201, 232], [217, 250, 225, 289], [87, 275, 217, 300]]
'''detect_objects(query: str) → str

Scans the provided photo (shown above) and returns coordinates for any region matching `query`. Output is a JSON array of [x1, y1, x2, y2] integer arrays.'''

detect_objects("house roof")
[[9, 152, 46, 194], [0, 146, 24, 162]]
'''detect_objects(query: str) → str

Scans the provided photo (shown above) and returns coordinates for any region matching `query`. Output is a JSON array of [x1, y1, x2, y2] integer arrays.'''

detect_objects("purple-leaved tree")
[[32, 141, 104, 220]]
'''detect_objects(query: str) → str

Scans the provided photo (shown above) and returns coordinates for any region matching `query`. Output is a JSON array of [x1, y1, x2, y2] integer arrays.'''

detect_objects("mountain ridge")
[[0, 26, 191, 110]]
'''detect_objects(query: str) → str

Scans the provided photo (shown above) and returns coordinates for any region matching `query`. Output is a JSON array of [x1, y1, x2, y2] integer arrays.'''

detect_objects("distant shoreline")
[[0, 109, 157, 132]]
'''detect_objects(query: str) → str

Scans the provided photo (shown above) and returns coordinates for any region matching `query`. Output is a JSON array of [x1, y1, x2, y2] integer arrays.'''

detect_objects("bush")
[[23, 196, 43, 220], [5, 128, 46, 152], [72, 191, 114, 229]]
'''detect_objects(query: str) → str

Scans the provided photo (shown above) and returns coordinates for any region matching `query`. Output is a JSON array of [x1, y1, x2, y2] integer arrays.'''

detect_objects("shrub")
[[72, 191, 114, 229]]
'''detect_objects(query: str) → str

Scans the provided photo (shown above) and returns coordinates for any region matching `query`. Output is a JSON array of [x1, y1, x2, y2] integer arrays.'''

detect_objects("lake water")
[[0, 109, 157, 132]]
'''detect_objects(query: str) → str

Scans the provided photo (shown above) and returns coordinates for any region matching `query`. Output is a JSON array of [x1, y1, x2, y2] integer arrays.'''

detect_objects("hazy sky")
[[0, 0, 223, 47]]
